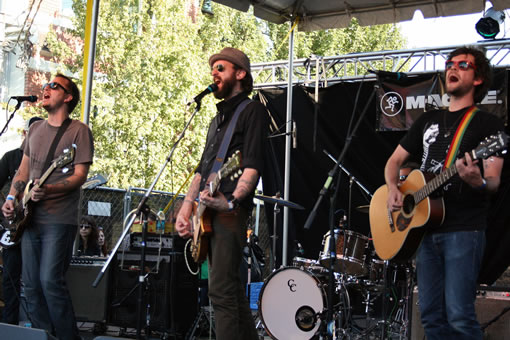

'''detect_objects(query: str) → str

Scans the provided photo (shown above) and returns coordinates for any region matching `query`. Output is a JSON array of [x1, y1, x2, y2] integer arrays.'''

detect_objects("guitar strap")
[[443, 106, 479, 169], [41, 118, 72, 176], [209, 99, 251, 175]]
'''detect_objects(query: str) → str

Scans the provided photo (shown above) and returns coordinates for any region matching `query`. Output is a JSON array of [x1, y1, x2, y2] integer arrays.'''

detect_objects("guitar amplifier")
[[66, 256, 111, 322], [110, 251, 198, 337], [129, 232, 187, 253]]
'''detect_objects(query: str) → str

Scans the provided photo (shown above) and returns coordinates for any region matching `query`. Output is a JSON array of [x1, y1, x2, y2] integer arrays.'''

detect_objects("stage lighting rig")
[[476, 7, 506, 39]]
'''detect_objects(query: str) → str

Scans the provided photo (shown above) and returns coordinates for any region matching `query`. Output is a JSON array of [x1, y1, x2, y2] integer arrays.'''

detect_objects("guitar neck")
[[23, 162, 58, 205], [413, 165, 458, 204]]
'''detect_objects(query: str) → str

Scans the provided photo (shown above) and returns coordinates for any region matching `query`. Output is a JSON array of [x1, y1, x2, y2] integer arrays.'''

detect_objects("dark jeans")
[[208, 208, 258, 340], [2, 244, 22, 324], [21, 223, 79, 340], [416, 230, 485, 340]]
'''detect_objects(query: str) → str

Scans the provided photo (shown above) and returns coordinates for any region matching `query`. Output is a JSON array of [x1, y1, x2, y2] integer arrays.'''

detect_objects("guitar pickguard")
[[396, 213, 412, 232]]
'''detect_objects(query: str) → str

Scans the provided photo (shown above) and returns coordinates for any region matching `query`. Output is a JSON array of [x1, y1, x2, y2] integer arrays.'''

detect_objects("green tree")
[[44, 0, 268, 192], [266, 18, 406, 68], [43, 1, 406, 192]]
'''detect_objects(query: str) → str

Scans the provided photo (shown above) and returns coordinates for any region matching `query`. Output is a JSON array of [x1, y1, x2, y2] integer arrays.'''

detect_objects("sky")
[[399, 7, 510, 49]]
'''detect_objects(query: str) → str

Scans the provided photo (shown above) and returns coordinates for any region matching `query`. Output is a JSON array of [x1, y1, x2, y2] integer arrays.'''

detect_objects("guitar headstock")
[[81, 174, 108, 190], [472, 131, 508, 160], [55, 146, 76, 168], [218, 151, 242, 180]]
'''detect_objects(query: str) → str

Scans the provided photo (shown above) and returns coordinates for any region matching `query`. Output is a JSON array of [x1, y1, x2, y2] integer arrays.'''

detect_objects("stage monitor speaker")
[[411, 290, 510, 339], [66, 257, 111, 322], [110, 251, 198, 337], [0, 323, 57, 339]]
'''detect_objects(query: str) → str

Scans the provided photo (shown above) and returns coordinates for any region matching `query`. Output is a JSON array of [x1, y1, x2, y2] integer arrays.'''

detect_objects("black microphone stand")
[[0, 100, 23, 137], [93, 98, 208, 339], [303, 83, 375, 339]]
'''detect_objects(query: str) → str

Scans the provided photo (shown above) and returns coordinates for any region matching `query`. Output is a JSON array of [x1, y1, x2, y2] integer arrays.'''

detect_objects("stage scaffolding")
[[252, 38, 510, 89]]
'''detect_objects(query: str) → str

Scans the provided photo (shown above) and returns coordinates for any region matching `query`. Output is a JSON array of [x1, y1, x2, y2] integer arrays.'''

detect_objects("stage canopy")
[[213, 0, 508, 31]]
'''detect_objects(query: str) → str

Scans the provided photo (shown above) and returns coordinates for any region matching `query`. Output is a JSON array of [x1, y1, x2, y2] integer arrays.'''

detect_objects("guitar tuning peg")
[[237, 169, 242, 175]]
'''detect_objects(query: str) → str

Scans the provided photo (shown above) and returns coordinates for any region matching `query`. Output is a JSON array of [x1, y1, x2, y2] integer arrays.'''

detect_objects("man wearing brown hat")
[[176, 47, 267, 339]]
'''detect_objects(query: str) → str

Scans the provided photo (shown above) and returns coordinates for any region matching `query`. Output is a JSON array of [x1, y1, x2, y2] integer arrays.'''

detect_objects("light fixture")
[[476, 7, 505, 39], [201, 0, 214, 16]]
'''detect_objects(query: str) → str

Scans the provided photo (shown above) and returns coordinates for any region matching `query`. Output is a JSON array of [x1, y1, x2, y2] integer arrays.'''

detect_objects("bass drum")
[[259, 267, 326, 340]]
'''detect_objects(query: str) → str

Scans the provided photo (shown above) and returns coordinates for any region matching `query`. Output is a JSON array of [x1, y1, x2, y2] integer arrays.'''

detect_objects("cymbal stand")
[[270, 197, 281, 272]]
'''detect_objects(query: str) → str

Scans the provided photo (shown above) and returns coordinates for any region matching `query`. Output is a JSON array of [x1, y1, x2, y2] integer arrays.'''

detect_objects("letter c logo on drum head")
[[288, 279, 297, 292]]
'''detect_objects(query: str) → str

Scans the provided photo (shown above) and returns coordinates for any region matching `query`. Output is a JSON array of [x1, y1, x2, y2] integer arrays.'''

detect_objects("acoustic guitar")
[[0, 146, 75, 248], [191, 151, 242, 263], [369, 132, 507, 262]]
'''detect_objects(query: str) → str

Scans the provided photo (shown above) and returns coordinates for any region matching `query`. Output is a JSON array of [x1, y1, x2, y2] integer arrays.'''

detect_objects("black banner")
[[376, 68, 508, 131]]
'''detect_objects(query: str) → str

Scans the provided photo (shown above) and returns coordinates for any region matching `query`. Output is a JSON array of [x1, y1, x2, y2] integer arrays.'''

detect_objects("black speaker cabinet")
[[110, 252, 198, 337], [0, 323, 58, 339], [66, 258, 111, 322]]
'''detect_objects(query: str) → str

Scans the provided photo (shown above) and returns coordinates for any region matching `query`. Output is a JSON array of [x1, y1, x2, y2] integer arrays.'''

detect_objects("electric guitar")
[[191, 151, 242, 263], [0, 147, 75, 248], [369, 132, 507, 262]]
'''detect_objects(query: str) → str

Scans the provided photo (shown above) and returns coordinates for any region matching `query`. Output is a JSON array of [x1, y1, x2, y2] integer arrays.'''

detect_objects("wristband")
[[6, 195, 15, 201]]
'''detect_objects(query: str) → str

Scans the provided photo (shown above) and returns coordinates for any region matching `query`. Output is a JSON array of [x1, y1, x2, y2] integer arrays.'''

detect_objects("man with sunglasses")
[[2, 74, 93, 340], [384, 46, 504, 339], [0, 116, 42, 325], [176, 47, 267, 340]]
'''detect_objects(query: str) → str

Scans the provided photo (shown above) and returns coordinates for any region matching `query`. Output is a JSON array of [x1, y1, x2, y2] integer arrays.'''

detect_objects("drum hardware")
[[355, 205, 370, 214], [254, 194, 304, 272], [319, 229, 369, 277]]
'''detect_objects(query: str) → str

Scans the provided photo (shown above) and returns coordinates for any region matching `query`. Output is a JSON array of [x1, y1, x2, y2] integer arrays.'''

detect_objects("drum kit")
[[256, 200, 415, 340]]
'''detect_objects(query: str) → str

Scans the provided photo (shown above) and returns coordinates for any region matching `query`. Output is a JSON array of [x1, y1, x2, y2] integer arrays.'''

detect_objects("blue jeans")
[[2, 244, 22, 324], [21, 223, 79, 340], [416, 230, 485, 340]]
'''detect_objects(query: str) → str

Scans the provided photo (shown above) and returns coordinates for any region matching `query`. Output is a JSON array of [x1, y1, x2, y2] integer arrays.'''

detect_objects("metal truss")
[[252, 39, 510, 89]]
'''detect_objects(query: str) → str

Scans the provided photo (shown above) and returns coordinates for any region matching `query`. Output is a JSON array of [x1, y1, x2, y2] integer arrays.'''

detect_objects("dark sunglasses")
[[211, 64, 225, 72], [445, 60, 476, 71], [42, 82, 69, 93], [80, 224, 91, 229]]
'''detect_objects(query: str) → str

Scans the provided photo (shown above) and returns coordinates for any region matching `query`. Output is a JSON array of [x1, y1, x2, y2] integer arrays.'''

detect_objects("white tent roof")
[[213, 0, 508, 31]]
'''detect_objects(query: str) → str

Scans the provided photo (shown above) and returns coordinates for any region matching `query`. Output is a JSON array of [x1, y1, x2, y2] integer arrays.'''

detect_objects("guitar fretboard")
[[413, 165, 458, 204]]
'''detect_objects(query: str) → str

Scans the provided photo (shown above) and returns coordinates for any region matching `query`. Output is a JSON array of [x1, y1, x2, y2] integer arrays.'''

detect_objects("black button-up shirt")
[[197, 92, 267, 206]]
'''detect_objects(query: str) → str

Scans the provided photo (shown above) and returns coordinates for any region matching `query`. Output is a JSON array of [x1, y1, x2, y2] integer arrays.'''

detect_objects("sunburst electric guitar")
[[191, 151, 242, 263], [369, 132, 507, 262], [0, 146, 75, 248]]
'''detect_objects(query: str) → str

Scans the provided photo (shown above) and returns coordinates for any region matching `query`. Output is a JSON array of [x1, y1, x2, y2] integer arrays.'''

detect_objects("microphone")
[[368, 69, 407, 81], [292, 121, 297, 149], [187, 83, 218, 105], [11, 95, 37, 103]]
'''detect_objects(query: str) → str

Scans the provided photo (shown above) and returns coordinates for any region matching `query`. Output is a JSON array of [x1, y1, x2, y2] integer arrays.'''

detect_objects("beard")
[[446, 81, 473, 99], [213, 74, 237, 100]]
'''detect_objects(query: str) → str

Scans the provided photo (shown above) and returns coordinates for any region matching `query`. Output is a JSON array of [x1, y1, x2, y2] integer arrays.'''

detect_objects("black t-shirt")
[[400, 107, 504, 232], [0, 147, 23, 189], [197, 92, 268, 207]]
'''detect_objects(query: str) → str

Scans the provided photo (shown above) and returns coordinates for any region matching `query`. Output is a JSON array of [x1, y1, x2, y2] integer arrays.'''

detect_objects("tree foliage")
[[43, 0, 406, 192]]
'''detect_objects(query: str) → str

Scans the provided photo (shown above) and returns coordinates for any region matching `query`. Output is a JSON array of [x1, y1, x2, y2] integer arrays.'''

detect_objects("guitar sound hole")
[[402, 195, 415, 215]]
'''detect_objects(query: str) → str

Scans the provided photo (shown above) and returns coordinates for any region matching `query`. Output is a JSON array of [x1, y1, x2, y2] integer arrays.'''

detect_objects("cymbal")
[[356, 205, 370, 214], [254, 195, 304, 210]]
